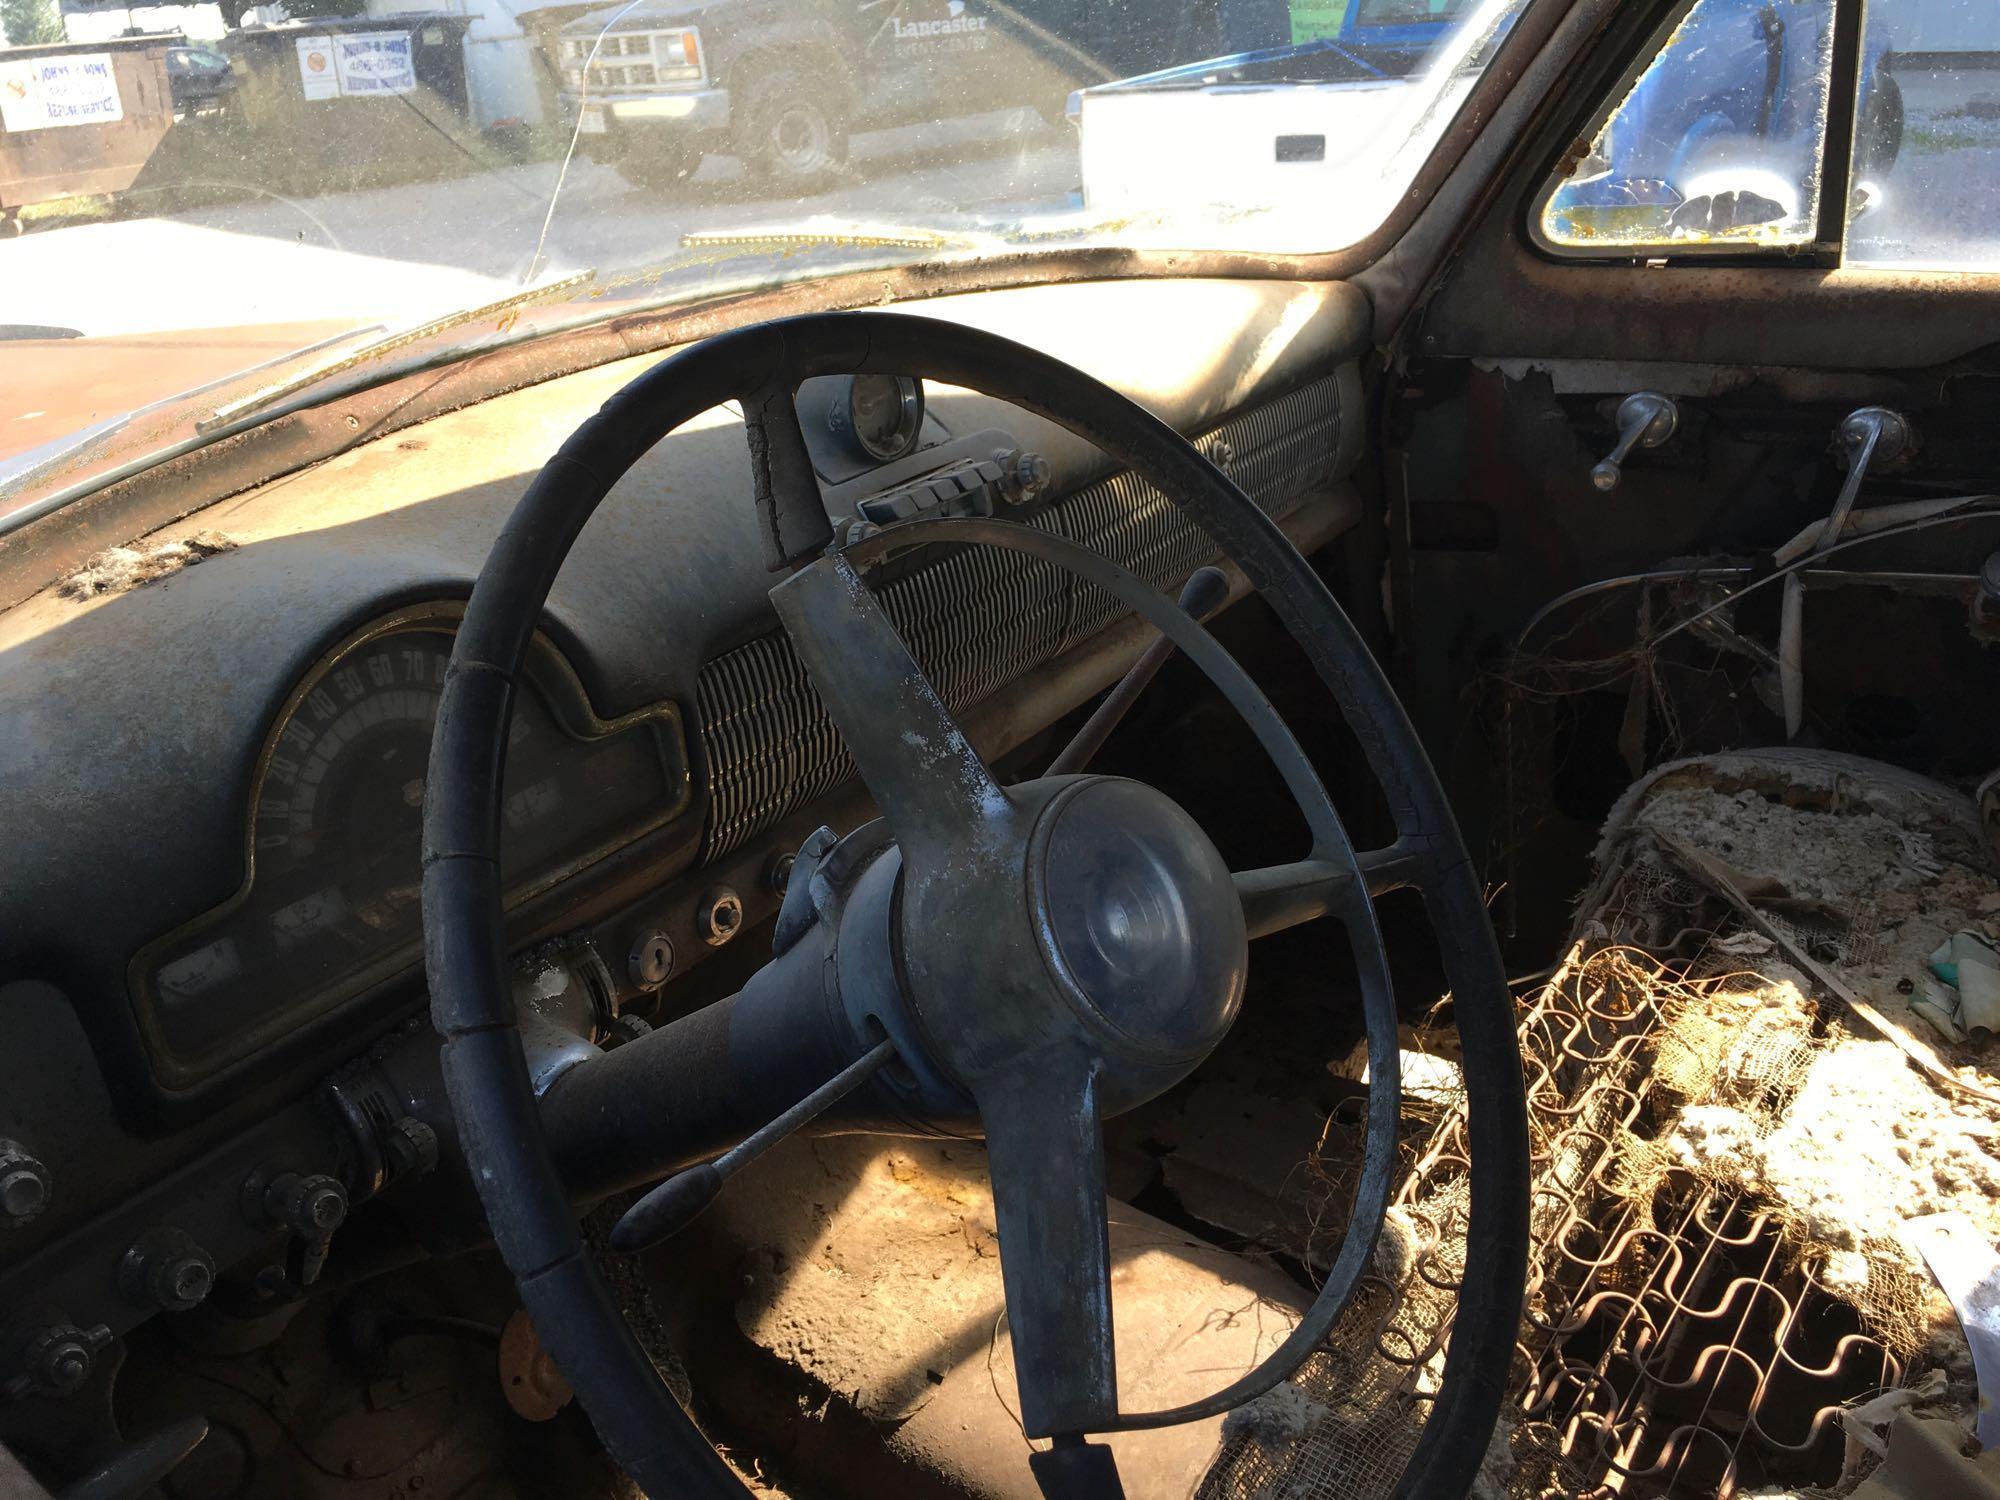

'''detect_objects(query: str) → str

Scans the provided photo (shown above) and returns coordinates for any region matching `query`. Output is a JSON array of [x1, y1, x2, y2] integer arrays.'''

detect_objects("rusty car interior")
[[6, 0, 2000, 1497]]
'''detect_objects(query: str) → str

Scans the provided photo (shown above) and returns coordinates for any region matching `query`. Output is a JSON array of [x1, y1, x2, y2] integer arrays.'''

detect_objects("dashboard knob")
[[996, 448, 1051, 506], [13, 1322, 110, 1397], [699, 887, 745, 947], [262, 1173, 349, 1240], [383, 1117, 439, 1181], [119, 1228, 216, 1313], [0, 1138, 50, 1226], [605, 1013, 654, 1047], [765, 851, 799, 895]]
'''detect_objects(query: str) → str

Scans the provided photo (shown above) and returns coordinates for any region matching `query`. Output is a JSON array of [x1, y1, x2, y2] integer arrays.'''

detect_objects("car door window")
[[1352, 0, 1472, 23], [1535, 0, 2000, 270], [1537, 0, 1838, 253], [1845, 0, 2000, 270]]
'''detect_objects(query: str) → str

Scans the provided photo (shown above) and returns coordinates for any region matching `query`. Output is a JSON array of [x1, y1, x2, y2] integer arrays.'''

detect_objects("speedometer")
[[136, 615, 689, 1080], [253, 634, 470, 948]]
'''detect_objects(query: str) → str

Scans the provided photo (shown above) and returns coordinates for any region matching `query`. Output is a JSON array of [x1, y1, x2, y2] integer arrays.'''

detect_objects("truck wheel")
[[735, 72, 847, 190], [617, 149, 702, 193], [1857, 73, 1905, 180]]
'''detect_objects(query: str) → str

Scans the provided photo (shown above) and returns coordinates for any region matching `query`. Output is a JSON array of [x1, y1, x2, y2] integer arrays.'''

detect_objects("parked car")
[[165, 44, 238, 116], [1076, 0, 1903, 239], [1070, 13, 1511, 221]]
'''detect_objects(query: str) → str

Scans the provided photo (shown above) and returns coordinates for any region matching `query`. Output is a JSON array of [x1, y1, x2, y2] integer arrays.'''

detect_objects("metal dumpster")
[[210, 15, 477, 194], [0, 37, 175, 235]]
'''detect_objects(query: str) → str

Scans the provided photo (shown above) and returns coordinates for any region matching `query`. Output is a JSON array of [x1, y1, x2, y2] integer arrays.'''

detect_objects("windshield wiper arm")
[[198, 270, 596, 432]]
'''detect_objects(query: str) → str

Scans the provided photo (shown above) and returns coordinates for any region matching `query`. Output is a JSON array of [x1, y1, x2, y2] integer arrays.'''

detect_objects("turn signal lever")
[[609, 1037, 896, 1251], [1590, 391, 1680, 492]]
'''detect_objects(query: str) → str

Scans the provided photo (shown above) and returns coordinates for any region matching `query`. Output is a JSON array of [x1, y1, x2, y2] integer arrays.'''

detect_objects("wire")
[[525, 0, 650, 284], [1649, 499, 2000, 647], [1511, 565, 1745, 657], [1505, 498, 2000, 667]]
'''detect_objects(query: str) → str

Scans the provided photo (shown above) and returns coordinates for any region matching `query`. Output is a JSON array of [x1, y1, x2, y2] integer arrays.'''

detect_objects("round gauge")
[[846, 374, 924, 462], [142, 623, 682, 1071]]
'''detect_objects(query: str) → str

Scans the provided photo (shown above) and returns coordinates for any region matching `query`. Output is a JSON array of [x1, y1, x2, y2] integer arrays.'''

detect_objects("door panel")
[[1390, 0, 2000, 952]]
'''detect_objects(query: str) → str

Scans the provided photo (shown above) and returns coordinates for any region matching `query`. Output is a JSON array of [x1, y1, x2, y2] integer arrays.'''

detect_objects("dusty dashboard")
[[21, 353, 1359, 1123], [121, 371, 968, 1092], [0, 281, 1371, 1400], [131, 607, 690, 1089]]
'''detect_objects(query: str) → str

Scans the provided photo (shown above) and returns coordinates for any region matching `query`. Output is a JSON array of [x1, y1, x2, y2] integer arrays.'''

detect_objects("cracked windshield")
[[0, 0, 1528, 512]]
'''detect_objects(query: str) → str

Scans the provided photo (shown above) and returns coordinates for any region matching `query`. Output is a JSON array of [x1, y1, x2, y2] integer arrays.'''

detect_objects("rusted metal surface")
[[0, 40, 174, 217], [1426, 252, 2000, 371]]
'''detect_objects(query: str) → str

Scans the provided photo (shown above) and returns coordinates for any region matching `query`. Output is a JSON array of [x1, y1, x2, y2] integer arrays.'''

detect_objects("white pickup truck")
[[1069, 28, 1489, 245]]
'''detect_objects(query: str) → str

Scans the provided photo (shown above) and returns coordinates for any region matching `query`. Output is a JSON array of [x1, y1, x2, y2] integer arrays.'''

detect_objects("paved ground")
[[0, 111, 1077, 467], [0, 111, 1078, 339], [7, 85, 2000, 474]]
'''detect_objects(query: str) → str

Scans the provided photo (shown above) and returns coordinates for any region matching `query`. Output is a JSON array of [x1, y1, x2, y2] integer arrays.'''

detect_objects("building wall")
[[56, 0, 226, 40], [363, 0, 542, 127], [1878, 0, 2000, 54]]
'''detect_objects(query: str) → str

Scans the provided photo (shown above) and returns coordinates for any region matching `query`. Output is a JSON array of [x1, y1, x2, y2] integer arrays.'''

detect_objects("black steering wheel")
[[421, 312, 1528, 1498]]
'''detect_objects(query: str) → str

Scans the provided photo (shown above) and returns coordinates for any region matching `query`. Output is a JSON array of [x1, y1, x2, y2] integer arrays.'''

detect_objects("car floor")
[[1195, 748, 2000, 1500]]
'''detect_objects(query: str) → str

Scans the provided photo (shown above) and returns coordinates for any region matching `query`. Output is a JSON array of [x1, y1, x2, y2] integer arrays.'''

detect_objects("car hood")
[[561, 0, 709, 36]]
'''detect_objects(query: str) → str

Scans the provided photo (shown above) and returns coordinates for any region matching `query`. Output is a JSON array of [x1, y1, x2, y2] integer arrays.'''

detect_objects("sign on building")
[[294, 36, 340, 100], [293, 31, 416, 101], [0, 53, 124, 133], [334, 32, 416, 95]]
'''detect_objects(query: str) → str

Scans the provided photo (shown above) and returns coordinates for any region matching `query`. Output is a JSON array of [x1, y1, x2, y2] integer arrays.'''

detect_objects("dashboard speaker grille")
[[695, 374, 1343, 862]]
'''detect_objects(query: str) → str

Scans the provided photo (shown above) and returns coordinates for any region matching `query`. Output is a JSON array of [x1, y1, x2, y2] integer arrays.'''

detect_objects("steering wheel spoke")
[[1235, 841, 1423, 939], [975, 1045, 1119, 1440], [770, 550, 1015, 869], [740, 375, 835, 571]]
